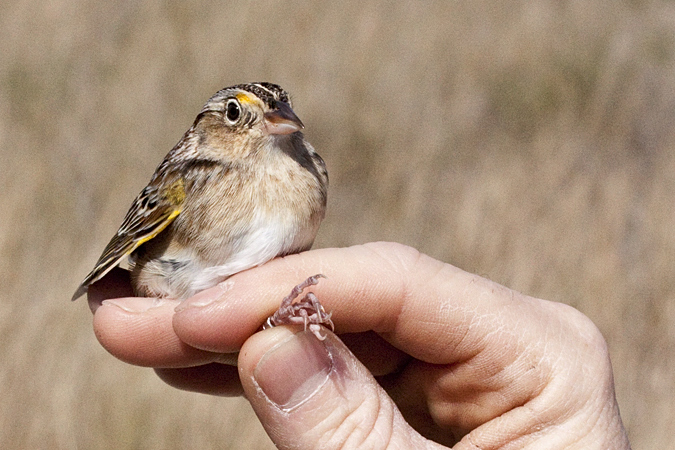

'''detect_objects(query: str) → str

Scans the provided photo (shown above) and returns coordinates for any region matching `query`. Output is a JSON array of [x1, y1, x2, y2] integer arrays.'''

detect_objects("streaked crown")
[[203, 82, 292, 114]]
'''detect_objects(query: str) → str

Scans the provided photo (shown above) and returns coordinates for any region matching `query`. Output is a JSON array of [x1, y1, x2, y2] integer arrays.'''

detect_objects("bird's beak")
[[263, 101, 304, 135]]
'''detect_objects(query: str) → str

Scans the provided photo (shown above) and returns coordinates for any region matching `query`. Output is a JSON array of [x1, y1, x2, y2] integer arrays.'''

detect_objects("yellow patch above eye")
[[236, 92, 256, 105]]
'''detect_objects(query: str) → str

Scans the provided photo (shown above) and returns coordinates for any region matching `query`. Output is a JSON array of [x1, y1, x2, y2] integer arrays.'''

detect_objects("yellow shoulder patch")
[[165, 178, 186, 206]]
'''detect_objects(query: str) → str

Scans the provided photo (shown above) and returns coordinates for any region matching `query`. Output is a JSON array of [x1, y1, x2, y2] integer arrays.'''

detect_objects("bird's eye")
[[225, 99, 241, 124]]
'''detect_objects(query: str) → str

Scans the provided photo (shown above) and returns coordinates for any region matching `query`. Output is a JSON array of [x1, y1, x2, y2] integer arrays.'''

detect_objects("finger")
[[172, 242, 528, 364], [154, 363, 243, 396], [239, 326, 445, 450], [172, 242, 426, 352], [92, 294, 224, 368]]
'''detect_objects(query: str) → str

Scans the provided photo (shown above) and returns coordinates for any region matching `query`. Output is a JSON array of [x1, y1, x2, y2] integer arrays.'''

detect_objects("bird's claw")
[[264, 274, 334, 340]]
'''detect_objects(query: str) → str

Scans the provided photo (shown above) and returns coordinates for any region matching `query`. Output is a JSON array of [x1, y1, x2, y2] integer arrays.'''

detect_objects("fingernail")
[[102, 297, 168, 313], [175, 280, 235, 312], [254, 330, 333, 411]]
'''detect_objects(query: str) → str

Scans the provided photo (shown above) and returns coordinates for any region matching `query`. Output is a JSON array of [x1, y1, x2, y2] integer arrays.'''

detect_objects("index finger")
[[172, 242, 540, 365]]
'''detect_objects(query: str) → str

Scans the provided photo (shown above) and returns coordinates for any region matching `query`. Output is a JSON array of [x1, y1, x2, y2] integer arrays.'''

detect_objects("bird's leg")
[[264, 274, 334, 340]]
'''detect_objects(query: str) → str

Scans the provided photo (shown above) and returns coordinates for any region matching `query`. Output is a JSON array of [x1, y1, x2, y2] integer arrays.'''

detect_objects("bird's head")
[[189, 83, 303, 159]]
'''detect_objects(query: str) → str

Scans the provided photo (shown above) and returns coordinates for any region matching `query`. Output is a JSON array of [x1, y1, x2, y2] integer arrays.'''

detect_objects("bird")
[[72, 82, 328, 302]]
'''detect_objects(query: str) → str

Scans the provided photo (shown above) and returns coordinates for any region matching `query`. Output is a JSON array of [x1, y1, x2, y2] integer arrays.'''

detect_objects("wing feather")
[[71, 178, 185, 300]]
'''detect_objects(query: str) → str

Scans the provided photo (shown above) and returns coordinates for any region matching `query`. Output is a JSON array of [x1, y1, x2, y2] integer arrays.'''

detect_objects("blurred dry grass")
[[1, 0, 675, 448]]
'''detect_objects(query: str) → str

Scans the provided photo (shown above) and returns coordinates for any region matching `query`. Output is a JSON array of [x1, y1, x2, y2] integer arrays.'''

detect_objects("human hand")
[[89, 242, 631, 449]]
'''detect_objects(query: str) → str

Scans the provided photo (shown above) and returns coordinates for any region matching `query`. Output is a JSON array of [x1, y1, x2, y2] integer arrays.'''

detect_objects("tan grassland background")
[[2, 0, 675, 448]]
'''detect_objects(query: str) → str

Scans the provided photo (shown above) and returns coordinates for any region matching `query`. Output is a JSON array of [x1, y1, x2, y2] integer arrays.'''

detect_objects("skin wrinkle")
[[366, 393, 402, 450], [464, 401, 546, 449], [359, 244, 412, 333], [570, 367, 614, 443], [353, 390, 391, 449], [406, 260, 456, 328], [402, 264, 476, 363], [426, 355, 517, 430], [375, 253, 541, 434], [519, 401, 556, 441], [378, 389, 396, 449], [516, 369, 594, 447], [364, 400, 391, 449], [352, 373, 389, 448], [276, 253, 311, 285], [316, 383, 381, 448], [457, 277, 506, 345], [299, 335, 376, 447], [556, 411, 599, 448], [465, 433, 483, 450], [311, 401, 349, 447], [542, 305, 608, 424], [533, 328, 563, 394], [495, 334, 572, 441], [531, 397, 606, 449], [421, 290, 556, 436], [440, 303, 475, 360], [505, 348, 547, 400]]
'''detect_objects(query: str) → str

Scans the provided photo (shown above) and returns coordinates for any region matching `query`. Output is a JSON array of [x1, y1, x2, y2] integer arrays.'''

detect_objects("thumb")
[[238, 327, 440, 450]]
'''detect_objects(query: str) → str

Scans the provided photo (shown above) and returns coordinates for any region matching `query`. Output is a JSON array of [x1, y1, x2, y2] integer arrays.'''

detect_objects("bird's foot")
[[264, 274, 334, 340]]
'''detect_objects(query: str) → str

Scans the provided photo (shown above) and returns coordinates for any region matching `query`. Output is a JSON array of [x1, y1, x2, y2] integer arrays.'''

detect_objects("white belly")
[[195, 216, 295, 288], [132, 211, 318, 299]]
